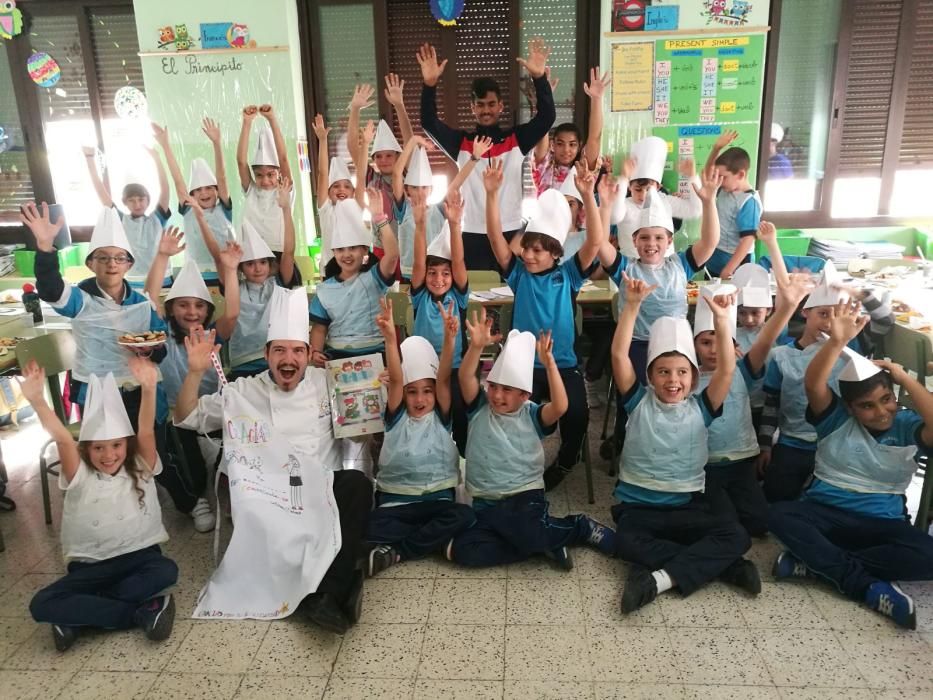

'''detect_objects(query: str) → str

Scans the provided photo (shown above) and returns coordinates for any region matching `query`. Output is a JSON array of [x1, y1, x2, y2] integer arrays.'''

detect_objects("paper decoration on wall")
[[702, 0, 754, 26], [430, 0, 465, 26], [199, 22, 256, 49], [157, 24, 198, 51], [0, 0, 24, 40], [114, 86, 148, 120], [296, 139, 311, 174], [645, 5, 679, 31], [612, 0, 649, 32], [228, 23, 253, 48], [27, 52, 61, 88]]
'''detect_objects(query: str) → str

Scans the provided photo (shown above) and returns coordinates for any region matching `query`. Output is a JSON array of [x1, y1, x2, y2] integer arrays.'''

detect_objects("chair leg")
[[915, 457, 933, 531], [39, 452, 52, 525], [581, 432, 595, 505], [600, 376, 615, 440], [0, 518, 5, 552]]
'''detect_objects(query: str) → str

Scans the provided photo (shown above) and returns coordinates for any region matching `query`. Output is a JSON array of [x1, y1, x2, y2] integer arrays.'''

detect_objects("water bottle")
[[22, 283, 42, 323]]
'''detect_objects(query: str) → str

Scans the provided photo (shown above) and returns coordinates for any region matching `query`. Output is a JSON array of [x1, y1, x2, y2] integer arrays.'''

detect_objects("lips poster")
[[325, 353, 386, 438]]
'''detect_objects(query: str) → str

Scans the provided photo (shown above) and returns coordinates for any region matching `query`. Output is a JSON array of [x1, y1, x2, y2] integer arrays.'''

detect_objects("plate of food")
[[0, 337, 25, 348], [117, 330, 167, 347]]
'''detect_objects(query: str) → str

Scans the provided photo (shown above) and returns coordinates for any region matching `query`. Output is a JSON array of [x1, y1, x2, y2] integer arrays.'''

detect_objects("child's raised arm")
[[582, 67, 610, 170], [574, 160, 603, 269], [874, 359, 933, 447], [81, 147, 113, 208], [745, 273, 810, 373], [410, 196, 429, 289], [202, 117, 230, 204], [152, 122, 189, 205], [145, 228, 185, 307], [384, 73, 413, 144], [215, 241, 242, 341], [611, 274, 655, 395], [447, 189, 468, 290], [757, 220, 789, 287], [370, 185, 399, 278], [459, 307, 500, 405], [127, 355, 158, 470], [447, 136, 493, 195], [185, 197, 223, 272], [311, 114, 331, 209], [376, 297, 403, 413], [436, 300, 458, 416], [18, 360, 79, 482], [346, 84, 375, 164], [355, 121, 375, 209], [805, 300, 868, 416], [596, 171, 621, 269], [690, 164, 723, 268], [704, 294, 738, 411], [393, 134, 420, 203], [236, 105, 258, 192], [538, 330, 568, 428], [259, 104, 292, 183], [703, 129, 738, 176], [278, 176, 296, 285], [483, 159, 513, 271]]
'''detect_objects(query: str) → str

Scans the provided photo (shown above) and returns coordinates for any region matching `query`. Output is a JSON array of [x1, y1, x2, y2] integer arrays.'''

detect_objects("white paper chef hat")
[[251, 125, 279, 167], [266, 286, 309, 344], [647, 316, 698, 372], [372, 120, 402, 154], [634, 187, 674, 235], [400, 335, 439, 385], [630, 136, 668, 183], [771, 123, 784, 143], [525, 189, 571, 248], [79, 373, 134, 442], [328, 156, 353, 188], [693, 282, 738, 338], [187, 157, 217, 192], [732, 263, 773, 309], [404, 147, 433, 187], [558, 173, 583, 203], [838, 346, 883, 383], [329, 199, 372, 250], [240, 220, 275, 262], [804, 261, 849, 309], [165, 258, 212, 303], [89, 207, 136, 260], [426, 221, 452, 260], [487, 329, 536, 393]]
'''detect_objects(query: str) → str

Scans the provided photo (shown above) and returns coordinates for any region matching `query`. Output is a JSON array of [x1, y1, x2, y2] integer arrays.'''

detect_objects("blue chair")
[[758, 255, 826, 273]]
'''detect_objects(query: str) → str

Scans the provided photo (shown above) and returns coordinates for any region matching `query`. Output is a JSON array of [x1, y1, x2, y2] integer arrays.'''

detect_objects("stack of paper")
[[808, 238, 904, 263]]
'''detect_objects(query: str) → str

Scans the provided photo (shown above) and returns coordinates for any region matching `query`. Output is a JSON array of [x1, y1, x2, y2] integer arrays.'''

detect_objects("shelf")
[[138, 45, 290, 57]]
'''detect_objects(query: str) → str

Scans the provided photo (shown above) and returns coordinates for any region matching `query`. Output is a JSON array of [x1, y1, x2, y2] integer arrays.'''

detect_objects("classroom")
[[1, 0, 933, 698]]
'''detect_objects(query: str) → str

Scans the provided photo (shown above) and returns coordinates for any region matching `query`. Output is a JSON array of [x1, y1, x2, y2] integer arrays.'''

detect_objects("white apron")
[[814, 417, 918, 494], [193, 389, 341, 620], [71, 292, 152, 383]]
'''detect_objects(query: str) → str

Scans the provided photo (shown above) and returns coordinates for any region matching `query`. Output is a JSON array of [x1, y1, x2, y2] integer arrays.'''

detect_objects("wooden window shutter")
[[899, 0, 933, 167], [88, 10, 143, 120], [518, 0, 577, 125]]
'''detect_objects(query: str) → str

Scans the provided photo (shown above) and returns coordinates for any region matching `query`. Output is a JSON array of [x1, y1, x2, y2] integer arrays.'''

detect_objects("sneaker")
[[190, 497, 216, 533], [585, 378, 603, 408], [621, 567, 659, 614], [51, 624, 77, 652], [136, 594, 175, 641], [543, 462, 572, 491], [304, 592, 350, 635], [582, 516, 617, 556], [865, 581, 916, 630], [368, 544, 398, 578], [720, 558, 762, 595], [772, 550, 809, 580], [343, 569, 364, 626], [545, 545, 574, 571]]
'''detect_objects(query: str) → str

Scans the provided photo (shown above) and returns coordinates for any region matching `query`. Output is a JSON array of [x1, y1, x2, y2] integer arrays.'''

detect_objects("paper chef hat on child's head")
[[487, 329, 536, 394], [328, 156, 352, 189], [630, 136, 668, 183], [804, 261, 848, 309], [251, 125, 279, 168], [426, 221, 452, 260], [329, 199, 372, 251], [558, 173, 583, 203], [166, 259, 212, 304], [240, 220, 275, 262], [266, 286, 309, 344], [404, 147, 433, 187], [400, 336, 439, 386], [372, 120, 402, 154], [732, 262, 773, 309], [79, 373, 134, 442], [647, 316, 698, 375], [838, 346, 883, 384], [187, 157, 217, 193], [525, 189, 571, 248], [693, 283, 738, 338], [89, 207, 135, 260], [634, 188, 674, 236]]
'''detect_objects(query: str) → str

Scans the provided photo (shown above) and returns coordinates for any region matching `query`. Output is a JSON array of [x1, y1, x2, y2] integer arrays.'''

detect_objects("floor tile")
[[168, 620, 268, 673], [778, 689, 873, 699], [418, 624, 504, 680], [3, 624, 102, 673], [504, 679, 595, 699], [435, 559, 507, 579], [359, 578, 433, 624], [593, 684, 685, 699], [754, 629, 867, 687], [835, 629, 933, 689], [681, 686, 779, 699], [873, 690, 933, 699], [429, 578, 506, 625], [586, 626, 680, 684], [580, 578, 665, 626], [143, 672, 244, 699], [234, 675, 327, 699], [658, 583, 748, 628], [322, 677, 415, 699], [332, 623, 424, 679], [506, 556, 578, 579], [0, 616, 42, 663], [573, 548, 628, 580], [0, 669, 75, 700], [374, 557, 438, 579], [505, 624, 591, 681], [507, 578, 584, 625], [669, 627, 772, 685], [63, 671, 157, 700], [247, 621, 341, 676], [83, 620, 195, 672], [806, 586, 896, 631], [0, 573, 59, 616], [739, 582, 830, 629], [415, 679, 502, 699]]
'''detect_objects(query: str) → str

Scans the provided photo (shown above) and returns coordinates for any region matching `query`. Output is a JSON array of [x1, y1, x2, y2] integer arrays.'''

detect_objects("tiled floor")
[[2, 410, 933, 699]]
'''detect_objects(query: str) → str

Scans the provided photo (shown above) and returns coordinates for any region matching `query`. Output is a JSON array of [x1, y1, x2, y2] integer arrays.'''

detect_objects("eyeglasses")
[[91, 255, 132, 265]]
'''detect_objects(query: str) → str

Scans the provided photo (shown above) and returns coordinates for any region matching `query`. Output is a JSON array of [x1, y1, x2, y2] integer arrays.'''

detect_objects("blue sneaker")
[[582, 516, 617, 556], [772, 550, 809, 580], [865, 581, 916, 630]]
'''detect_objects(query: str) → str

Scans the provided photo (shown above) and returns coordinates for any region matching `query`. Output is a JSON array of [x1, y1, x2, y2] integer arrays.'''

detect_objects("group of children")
[[12, 48, 933, 650]]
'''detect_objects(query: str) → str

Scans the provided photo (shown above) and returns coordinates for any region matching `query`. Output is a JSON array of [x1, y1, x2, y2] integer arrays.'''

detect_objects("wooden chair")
[[574, 304, 595, 504], [15, 332, 78, 525]]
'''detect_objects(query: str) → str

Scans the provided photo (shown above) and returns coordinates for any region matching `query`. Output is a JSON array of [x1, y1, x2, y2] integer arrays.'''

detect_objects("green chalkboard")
[[652, 123, 761, 193]]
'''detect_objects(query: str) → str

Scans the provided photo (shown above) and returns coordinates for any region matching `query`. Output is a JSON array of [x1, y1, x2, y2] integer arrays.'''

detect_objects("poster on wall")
[[611, 42, 654, 112], [651, 123, 760, 193], [612, 0, 649, 32]]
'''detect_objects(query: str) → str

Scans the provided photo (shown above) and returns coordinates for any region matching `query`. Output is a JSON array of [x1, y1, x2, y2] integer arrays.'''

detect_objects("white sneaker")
[[190, 497, 216, 533], [585, 378, 603, 408]]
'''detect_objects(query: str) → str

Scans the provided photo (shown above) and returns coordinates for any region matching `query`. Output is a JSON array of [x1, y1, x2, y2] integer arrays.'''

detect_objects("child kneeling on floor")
[[769, 300, 933, 630], [21, 358, 177, 651], [366, 297, 475, 576], [449, 309, 615, 569], [611, 275, 758, 613]]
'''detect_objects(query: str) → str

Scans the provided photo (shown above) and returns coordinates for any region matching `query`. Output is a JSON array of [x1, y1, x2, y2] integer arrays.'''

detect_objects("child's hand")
[[621, 156, 637, 181], [438, 300, 459, 343], [184, 194, 204, 214], [465, 307, 500, 348], [828, 299, 869, 345], [545, 67, 560, 94], [20, 201, 64, 252], [704, 293, 737, 320], [151, 122, 169, 146], [366, 187, 385, 219], [258, 104, 275, 120], [16, 360, 46, 405], [517, 37, 550, 79], [483, 158, 504, 194], [678, 158, 696, 179], [384, 73, 405, 107], [601, 155, 614, 176], [713, 129, 739, 151], [81, 145, 97, 158], [472, 135, 493, 159], [597, 172, 620, 207], [128, 354, 159, 388], [158, 227, 185, 257], [574, 158, 597, 197], [873, 359, 909, 386], [757, 220, 777, 243], [276, 176, 292, 209], [218, 241, 243, 271], [412, 197, 427, 227], [416, 43, 448, 87], [777, 272, 814, 308], [693, 164, 723, 203], [312, 113, 330, 141], [536, 330, 555, 367], [622, 272, 658, 305], [582, 66, 610, 100], [445, 188, 464, 225], [361, 119, 376, 148], [184, 327, 221, 373], [242, 105, 258, 124], [375, 297, 396, 341], [201, 117, 221, 144], [349, 83, 375, 111]]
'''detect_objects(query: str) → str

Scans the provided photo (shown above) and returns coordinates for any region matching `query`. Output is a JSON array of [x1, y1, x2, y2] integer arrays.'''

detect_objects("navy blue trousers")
[[705, 456, 769, 537], [368, 495, 475, 560]]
